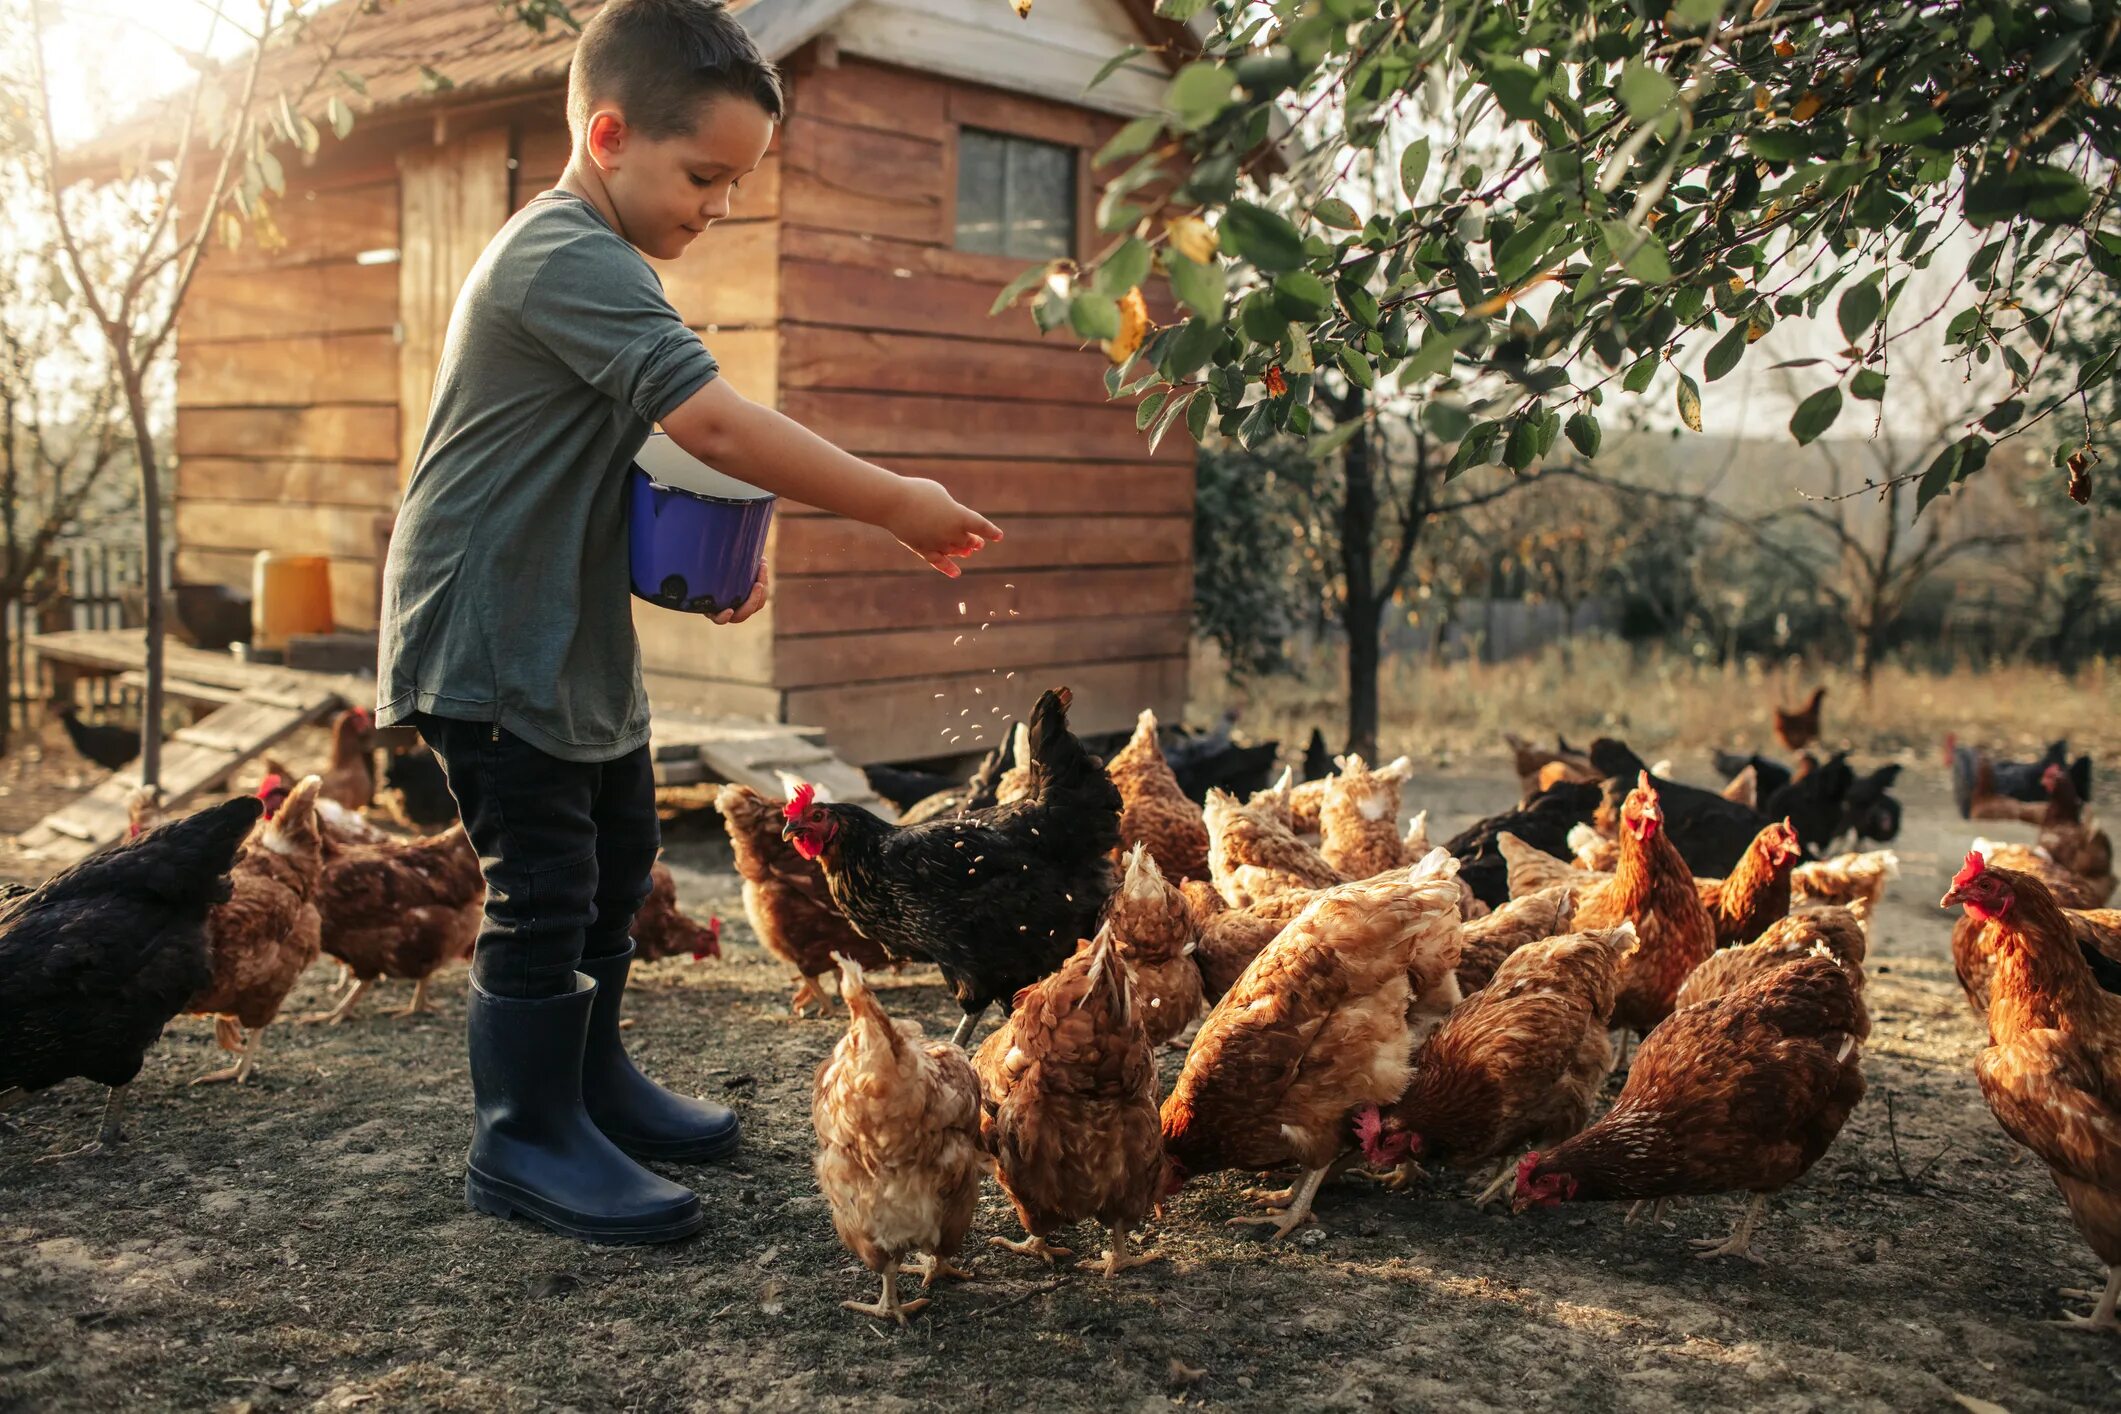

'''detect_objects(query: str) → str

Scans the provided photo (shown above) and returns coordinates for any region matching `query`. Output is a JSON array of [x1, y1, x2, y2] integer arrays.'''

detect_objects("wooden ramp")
[[650, 711, 887, 811]]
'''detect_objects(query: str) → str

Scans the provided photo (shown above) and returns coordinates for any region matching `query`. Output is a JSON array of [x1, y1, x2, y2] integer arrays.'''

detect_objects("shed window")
[[954, 128, 1076, 260]]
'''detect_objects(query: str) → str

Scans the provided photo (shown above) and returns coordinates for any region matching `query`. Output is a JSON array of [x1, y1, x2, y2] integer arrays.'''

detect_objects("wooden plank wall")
[[773, 56, 1193, 763], [174, 143, 406, 629], [513, 101, 786, 717]]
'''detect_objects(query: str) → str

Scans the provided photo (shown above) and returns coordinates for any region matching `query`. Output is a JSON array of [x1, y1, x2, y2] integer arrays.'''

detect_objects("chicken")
[[1181, 878, 1303, 1003], [1773, 686, 1826, 753], [1572, 774, 1718, 1041], [0, 795, 264, 1158], [1569, 823, 1619, 872], [1160, 852, 1464, 1239], [972, 929, 1168, 1275], [1318, 754, 1415, 881], [1401, 809, 1430, 859], [1105, 844, 1203, 1046], [1505, 732, 1596, 799], [1950, 863, 2121, 1017], [1204, 786, 1343, 907], [1243, 766, 1296, 831], [1761, 752, 1859, 859], [379, 744, 459, 832], [1836, 763, 1904, 847], [1104, 709, 1210, 883], [1455, 883, 1578, 994], [896, 736, 1014, 826], [1500, 831, 1580, 899], [2038, 764, 2115, 905], [1973, 838, 2107, 911], [1791, 850, 1899, 915], [1694, 819, 1802, 948], [630, 859, 722, 963], [318, 706, 377, 812], [1714, 750, 1796, 800], [782, 687, 1122, 1047], [1720, 765, 1760, 810], [1514, 952, 1866, 1262], [305, 823, 485, 1023], [1445, 780, 1603, 909], [182, 777, 328, 1085], [1357, 924, 1630, 1204], [1674, 907, 1868, 1018], [50, 701, 140, 772], [711, 784, 887, 1011], [812, 955, 984, 1323], [1944, 855, 2121, 1332], [1590, 740, 1771, 876], [994, 721, 1036, 805], [1950, 736, 2093, 820]]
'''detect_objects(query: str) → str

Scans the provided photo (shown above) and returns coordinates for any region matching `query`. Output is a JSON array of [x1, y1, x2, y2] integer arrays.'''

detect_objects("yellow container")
[[251, 552, 335, 651]]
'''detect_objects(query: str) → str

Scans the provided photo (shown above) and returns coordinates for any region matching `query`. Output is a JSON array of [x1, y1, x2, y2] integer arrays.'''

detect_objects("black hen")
[[782, 687, 1122, 1046], [1950, 738, 2094, 818], [1444, 779, 1603, 908], [863, 763, 962, 814], [1710, 749, 1794, 801], [1171, 740, 1281, 801], [894, 734, 1015, 825], [1301, 727, 1334, 782], [382, 745, 459, 831], [1590, 739, 1768, 876], [1, 795, 264, 1156], [1761, 751, 1858, 858], [1836, 763, 1903, 846], [53, 705, 141, 772]]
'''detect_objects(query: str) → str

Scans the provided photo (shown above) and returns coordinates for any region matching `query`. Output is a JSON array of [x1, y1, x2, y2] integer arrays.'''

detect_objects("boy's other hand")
[[887, 478, 1003, 578], [711, 562, 769, 626]]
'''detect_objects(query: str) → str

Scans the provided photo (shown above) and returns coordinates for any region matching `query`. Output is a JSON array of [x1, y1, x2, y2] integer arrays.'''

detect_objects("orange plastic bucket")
[[251, 552, 335, 651]]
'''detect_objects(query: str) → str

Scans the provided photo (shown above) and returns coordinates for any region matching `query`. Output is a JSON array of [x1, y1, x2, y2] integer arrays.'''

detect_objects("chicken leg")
[[191, 1024, 267, 1085], [36, 1085, 127, 1163], [989, 1233, 1072, 1265], [388, 976, 436, 1018], [789, 976, 825, 1017], [2055, 1270, 2121, 1334], [1472, 1158, 1518, 1208], [302, 977, 373, 1025], [905, 1252, 975, 1287], [1690, 1192, 1769, 1263], [1227, 1165, 1327, 1241], [949, 1005, 987, 1049], [842, 1261, 928, 1325], [1095, 1224, 1162, 1278]]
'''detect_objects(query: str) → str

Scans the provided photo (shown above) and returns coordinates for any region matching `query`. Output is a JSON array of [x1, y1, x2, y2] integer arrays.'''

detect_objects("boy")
[[376, 0, 1000, 1246]]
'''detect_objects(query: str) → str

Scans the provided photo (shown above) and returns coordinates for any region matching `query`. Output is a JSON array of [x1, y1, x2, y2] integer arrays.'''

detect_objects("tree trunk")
[[113, 339, 164, 789], [0, 590, 13, 758], [1329, 384, 1381, 761]]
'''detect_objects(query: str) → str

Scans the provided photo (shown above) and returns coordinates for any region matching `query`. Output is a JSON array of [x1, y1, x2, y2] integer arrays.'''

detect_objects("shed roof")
[[64, 0, 1198, 175]]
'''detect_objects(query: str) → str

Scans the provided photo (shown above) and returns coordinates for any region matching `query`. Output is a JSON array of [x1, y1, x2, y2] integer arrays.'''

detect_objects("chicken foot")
[[789, 975, 827, 1017], [1689, 1192, 1769, 1263], [36, 1085, 127, 1163], [2054, 1270, 2121, 1334], [1249, 1151, 1366, 1204], [842, 1261, 929, 1325], [1472, 1159, 1518, 1208], [388, 977, 437, 1019], [1227, 1165, 1327, 1241], [989, 1233, 1072, 1265], [1095, 1224, 1162, 1278], [905, 1252, 976, 1287], [1625, 1198, 1672, 1226], [302, 977, 373, 1025], [191, 1024, 268, 1085]]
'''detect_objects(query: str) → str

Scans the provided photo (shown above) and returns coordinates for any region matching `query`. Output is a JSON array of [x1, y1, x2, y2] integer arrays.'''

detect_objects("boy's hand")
[[711, 563, 769, 626], [886, 478, 1003, 578]]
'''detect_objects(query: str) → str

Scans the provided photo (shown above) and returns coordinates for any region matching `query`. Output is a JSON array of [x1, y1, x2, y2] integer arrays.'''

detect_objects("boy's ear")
[[584, 109, 629, 169]]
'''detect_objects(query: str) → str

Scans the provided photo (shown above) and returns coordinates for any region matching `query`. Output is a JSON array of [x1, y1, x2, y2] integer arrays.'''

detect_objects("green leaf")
[[257, 149, 285, 196], [1617, 60, 1677, 121], [1602, 221, 1673, 284], [1964, 162, 2093, 228], [1704, 323, 1747, 382], [1220, 201, 1306, 273], [1136, 390, 1169, 431], [1399, 137, 1431, 202], [1167, 254, 1226, 320], [990, 262, 1054, 317], [1313, 197, 1362, 230], [1669, 0, 1723, 28], [1790, 385, 1843, 445], [1916, 441, 1962, 511], [1980, 398, 2024, 432], [327, 96, 354, 141], [1095, 237, 1152, 296], [1623, 353, 1660, 394], [1096, 114, 1164, 167], [1155, 0, 1210, 19], [1504, 415, 1540, 471], [1423, 401, 1473, 442], [1273, 270, 1332, 317], [1837, 281, 1883, 342], [1160, 317, 1221, 381], [1564, 411, 1601, 457], [1404, 325, 1477, 382], [1186, 392, 1212, 443], [1148, 388, 1196, 454], [1084, 45, 1146, 95], [1494, 218, 1558, 286], [1851, 368, 1887, 401], [1485, 59, 1549, 123], [1676, 373, 1703, 432], [1307, 418, 1364, 459], [1070, 291, 1122, 340], [1168, 61, 1239, 129], [1339, 345, 1375, 389], [335, 68, 368, 97]]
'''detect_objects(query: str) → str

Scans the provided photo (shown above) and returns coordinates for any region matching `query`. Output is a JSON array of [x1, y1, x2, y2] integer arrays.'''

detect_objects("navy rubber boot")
[[578, 943, 742, 1164]]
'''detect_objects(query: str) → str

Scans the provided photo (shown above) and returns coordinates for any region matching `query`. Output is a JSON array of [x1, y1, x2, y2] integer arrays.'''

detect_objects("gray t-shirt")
[[376, 191, 719, 761]]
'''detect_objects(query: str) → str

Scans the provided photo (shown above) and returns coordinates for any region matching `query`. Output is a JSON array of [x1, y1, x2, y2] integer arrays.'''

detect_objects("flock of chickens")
[[7, 682, 2120, 1343], [0, 704, 719, 1156]]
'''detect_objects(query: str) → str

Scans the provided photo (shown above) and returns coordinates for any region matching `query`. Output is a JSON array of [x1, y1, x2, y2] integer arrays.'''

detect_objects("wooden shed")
[[80, 0, 1199, 764]]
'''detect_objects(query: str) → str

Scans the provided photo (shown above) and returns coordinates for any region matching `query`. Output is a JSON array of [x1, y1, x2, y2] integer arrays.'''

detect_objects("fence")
[[5, 543, 167, 734]]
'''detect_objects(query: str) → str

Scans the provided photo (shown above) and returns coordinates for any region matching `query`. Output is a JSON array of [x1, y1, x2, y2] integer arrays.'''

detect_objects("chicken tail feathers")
[[1024, 686, 1124, 829], [833, 952, 903, 1057], [35, 794, 263, 909]]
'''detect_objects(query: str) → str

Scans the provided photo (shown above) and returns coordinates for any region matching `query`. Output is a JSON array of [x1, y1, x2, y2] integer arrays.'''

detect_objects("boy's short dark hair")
[[567, 0, 785, 140]]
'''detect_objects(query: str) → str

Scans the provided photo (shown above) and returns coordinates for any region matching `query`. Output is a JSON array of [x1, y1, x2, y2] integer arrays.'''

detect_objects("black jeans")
[[415, 714, 661, 1000]]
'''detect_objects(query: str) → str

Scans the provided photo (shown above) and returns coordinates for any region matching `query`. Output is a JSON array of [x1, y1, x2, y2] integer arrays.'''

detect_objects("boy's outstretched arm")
[[662, 377, 1001, 578]]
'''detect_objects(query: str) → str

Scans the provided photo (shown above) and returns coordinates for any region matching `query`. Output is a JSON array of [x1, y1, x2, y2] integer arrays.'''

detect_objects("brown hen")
[[1572, 774, 1717, 1041], [715, 784, 887, 1014], [1203, 787, 1344, 908], [304, 824, 484, 1023], [1107, 709, 1210, 883], [1674, 907, 1869, 1020], [630, 858, 722, 963], [1455, 883, 1578, 994], [1105, 844, 1203, 1046], [1318, 754, 1415, 881], [1692, 818, 1802, 948]]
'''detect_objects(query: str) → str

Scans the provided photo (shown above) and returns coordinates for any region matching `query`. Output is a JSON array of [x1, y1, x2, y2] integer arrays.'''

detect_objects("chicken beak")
[[1939, 885, 1964, 909]]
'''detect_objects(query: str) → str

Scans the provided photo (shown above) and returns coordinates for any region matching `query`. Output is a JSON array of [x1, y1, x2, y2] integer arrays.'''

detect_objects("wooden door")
[[396, 125, 512, 485]]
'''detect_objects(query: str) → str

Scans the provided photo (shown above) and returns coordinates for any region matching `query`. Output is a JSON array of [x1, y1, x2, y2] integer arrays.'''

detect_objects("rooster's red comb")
[[783, 783, 817, 819], [1953, 850, 1988, 891], [255, 774, 285, 799]]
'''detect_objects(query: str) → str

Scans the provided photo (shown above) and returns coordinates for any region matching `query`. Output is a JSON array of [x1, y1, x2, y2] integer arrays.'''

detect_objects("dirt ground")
[[4, 760, 2120, 1413]]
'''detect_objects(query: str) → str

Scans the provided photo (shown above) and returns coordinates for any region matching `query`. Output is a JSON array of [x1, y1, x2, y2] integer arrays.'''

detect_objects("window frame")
[[940, 88, 1097, 268]]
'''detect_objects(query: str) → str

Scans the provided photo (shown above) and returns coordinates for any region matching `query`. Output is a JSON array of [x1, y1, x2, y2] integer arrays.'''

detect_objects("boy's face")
[[581, 96, 775, 261]]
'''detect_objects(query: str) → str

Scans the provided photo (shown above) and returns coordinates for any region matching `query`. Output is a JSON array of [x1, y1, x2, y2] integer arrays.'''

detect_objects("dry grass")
[[1188, 637, 2121, 769]]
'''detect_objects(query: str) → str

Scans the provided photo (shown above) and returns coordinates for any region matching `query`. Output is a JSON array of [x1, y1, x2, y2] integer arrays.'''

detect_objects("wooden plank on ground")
[[116, 672, 247, 708], [647, 710, 885, 809]]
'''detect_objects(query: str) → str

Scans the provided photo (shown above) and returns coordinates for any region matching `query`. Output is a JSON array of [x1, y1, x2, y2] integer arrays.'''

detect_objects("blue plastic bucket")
[[627, 432, 775, 615]]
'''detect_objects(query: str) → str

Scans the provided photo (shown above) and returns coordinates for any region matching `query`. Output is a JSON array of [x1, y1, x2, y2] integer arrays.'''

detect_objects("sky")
[[40, 0, 255, 145]]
